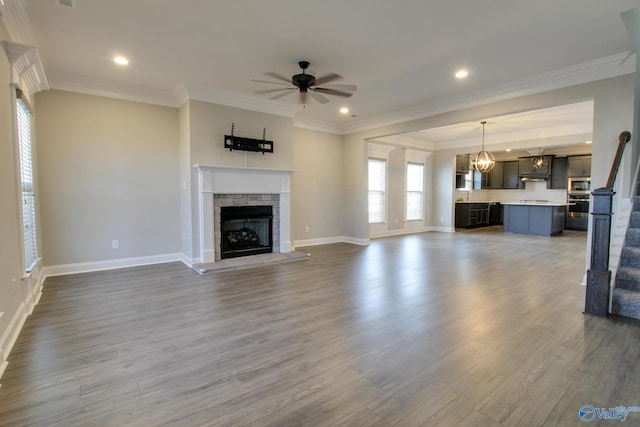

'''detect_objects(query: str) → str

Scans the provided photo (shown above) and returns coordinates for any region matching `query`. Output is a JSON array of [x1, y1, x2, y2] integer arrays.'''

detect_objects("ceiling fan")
[[253, 61, 357, 104]]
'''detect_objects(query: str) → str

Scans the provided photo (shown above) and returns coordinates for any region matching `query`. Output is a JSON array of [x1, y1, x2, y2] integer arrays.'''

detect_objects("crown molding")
[[0, 0, 38, 46], [0, 40, 48, 96], [341, 52, 636, 135], [0, 0, 49, 96]]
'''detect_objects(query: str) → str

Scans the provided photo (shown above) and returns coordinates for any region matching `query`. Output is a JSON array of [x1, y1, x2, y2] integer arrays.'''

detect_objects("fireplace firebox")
[[220, 206, 273, 259]]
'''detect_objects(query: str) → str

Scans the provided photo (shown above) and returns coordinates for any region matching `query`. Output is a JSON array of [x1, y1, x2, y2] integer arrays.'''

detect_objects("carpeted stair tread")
[[615, 267, 640, 292], [630, 211, 640, 228], [612, 288, 640, 320], [624, 228, 640, 248], [620, 246, 640, 268]]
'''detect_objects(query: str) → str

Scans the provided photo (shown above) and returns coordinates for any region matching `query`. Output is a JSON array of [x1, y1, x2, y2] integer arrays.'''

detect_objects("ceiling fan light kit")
[[224, 123, 274, 154], [253, 60, 357, 105]]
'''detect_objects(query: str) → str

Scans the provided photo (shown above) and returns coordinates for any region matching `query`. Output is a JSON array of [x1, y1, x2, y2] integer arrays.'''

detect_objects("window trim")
[[368, 158, 387, 224], [406, 162, 424, 221], [13, 86, 40, 274]]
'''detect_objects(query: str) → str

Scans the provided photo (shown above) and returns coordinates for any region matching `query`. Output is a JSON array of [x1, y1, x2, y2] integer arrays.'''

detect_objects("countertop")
[[455, 201, 498, 204], [501, 201, 573, 207], [456, 200, 573, 206]]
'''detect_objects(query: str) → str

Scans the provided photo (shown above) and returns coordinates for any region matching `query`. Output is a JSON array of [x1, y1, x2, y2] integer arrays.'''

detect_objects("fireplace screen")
[[220, 206, 273, 259]]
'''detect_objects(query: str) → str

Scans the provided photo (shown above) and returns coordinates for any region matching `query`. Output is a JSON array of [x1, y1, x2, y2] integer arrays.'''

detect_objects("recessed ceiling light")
[[505, 148, 512, 152], [455, 69, 469, 79], [114, 56, 129, 65], [340, 107, 349, 114], [585, 140, 592, 144]]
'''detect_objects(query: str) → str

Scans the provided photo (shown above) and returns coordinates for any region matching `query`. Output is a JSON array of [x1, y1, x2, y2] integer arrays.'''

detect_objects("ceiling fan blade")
[[269, 89, 296, 100], [307, 90, 330, 104], [255, 88, 294, 95], [313, 87, 354, 98], [317, 84, 357, 91], [251, 79, 291, 86], [264, 72, 292, 84], [299, 91, 307, 105], [314, 73, 342, 86]]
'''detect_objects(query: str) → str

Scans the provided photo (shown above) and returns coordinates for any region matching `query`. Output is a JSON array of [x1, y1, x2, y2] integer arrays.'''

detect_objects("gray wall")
[[35, 90, 181, 265], [292, 127, 344, 243]]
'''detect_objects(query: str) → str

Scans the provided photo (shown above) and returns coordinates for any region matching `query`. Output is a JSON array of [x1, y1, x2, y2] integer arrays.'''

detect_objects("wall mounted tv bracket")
[[224, 123, 274, 154]]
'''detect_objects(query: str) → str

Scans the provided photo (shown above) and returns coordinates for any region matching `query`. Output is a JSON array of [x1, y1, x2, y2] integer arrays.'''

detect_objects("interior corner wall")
[[341, 133, 369, 243], [179, 101, 193, 262], [292, 127, 344, 245], [186, 100, 294, 261], [35, 90, 181, 266]]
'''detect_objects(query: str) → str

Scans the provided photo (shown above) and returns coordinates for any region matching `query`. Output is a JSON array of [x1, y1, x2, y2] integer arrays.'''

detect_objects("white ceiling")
[[8, 0, 640, 136]]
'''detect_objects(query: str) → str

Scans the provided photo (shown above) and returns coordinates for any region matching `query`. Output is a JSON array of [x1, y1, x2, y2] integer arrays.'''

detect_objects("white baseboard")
[[295, 229, 457, 247], [370, 226, 432, 239], [294, 236, 345, 247], [0, 301, 29, 381], [432, 226, 455, 233], [294, 235, 370, 248], [178, 253, 195, 268], [42, 252, 185, 277], [370, 226, 454, 239]]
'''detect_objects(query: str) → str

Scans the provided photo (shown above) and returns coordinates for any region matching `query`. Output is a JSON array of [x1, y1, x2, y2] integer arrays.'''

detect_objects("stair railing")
[[585, 131, 631, 316]]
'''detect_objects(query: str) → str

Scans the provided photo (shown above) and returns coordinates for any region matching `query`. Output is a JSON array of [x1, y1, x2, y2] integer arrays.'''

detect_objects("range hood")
[[520, 176, 549, 182]]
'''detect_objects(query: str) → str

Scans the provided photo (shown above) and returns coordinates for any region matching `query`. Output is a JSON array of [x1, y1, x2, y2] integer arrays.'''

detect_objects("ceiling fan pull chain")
[[230, 122, 235, 137]]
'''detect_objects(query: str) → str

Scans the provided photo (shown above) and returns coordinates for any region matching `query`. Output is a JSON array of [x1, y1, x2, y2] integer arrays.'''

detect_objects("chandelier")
[[532, 147, 546, 170], [472, 121, 495, 173]]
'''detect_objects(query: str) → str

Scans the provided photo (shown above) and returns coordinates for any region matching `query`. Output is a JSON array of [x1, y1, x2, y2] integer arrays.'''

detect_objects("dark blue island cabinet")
[[503, 203, 566, 236]]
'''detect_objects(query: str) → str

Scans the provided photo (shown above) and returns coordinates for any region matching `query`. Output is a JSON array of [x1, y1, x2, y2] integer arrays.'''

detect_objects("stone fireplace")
[[194, 165, 293, 264]]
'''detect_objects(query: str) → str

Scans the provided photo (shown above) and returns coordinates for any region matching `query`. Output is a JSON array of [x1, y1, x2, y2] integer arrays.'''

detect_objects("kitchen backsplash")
[[455, 181, 568, 203]]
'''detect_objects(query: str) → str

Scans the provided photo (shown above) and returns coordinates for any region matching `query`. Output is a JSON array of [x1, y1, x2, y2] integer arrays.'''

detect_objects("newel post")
[[585, 188, 614, 316]]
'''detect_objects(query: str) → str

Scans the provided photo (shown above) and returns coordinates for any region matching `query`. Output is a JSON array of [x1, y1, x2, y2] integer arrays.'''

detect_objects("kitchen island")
[[503, 201, 568, 236]]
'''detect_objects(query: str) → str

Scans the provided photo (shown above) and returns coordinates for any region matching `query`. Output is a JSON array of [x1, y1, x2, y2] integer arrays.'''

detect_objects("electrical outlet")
[[112, 240, 119, 249], [305, 225, 310, 233]]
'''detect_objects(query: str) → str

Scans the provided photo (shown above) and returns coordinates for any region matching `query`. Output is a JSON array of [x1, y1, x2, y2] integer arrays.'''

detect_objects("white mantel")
[[194, 164, 294, 263]]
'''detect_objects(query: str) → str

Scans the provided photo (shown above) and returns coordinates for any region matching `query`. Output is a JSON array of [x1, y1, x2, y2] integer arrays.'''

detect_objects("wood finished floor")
[[2, 229, 640, 426]]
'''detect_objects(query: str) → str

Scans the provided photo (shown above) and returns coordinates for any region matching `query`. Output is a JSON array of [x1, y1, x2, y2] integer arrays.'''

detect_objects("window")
[[16, 90, 38, 272], [406, 163, 424, 220], [368, 159, 386, 223]]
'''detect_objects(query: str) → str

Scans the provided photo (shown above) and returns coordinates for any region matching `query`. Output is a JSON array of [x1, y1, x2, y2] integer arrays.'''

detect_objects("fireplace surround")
[[194, 164, 293, 264]]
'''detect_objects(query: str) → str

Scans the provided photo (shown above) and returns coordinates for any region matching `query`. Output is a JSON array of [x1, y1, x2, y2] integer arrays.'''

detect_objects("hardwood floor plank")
[[1, 230, 640, 426]]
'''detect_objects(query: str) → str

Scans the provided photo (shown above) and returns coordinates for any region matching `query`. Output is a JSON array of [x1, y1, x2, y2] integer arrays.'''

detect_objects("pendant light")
[[472, 121, 495, 173], [532, 147, 546, 170]]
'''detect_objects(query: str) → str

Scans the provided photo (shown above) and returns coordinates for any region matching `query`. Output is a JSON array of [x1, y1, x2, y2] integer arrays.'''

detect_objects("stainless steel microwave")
[[568, 177, 591, 194]]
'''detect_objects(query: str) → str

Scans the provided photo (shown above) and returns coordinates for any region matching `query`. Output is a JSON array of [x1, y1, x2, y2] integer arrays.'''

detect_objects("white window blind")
[[368, 159, 386, 223], [16, 93, 38, 272], [406, 163, 424, 221]]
